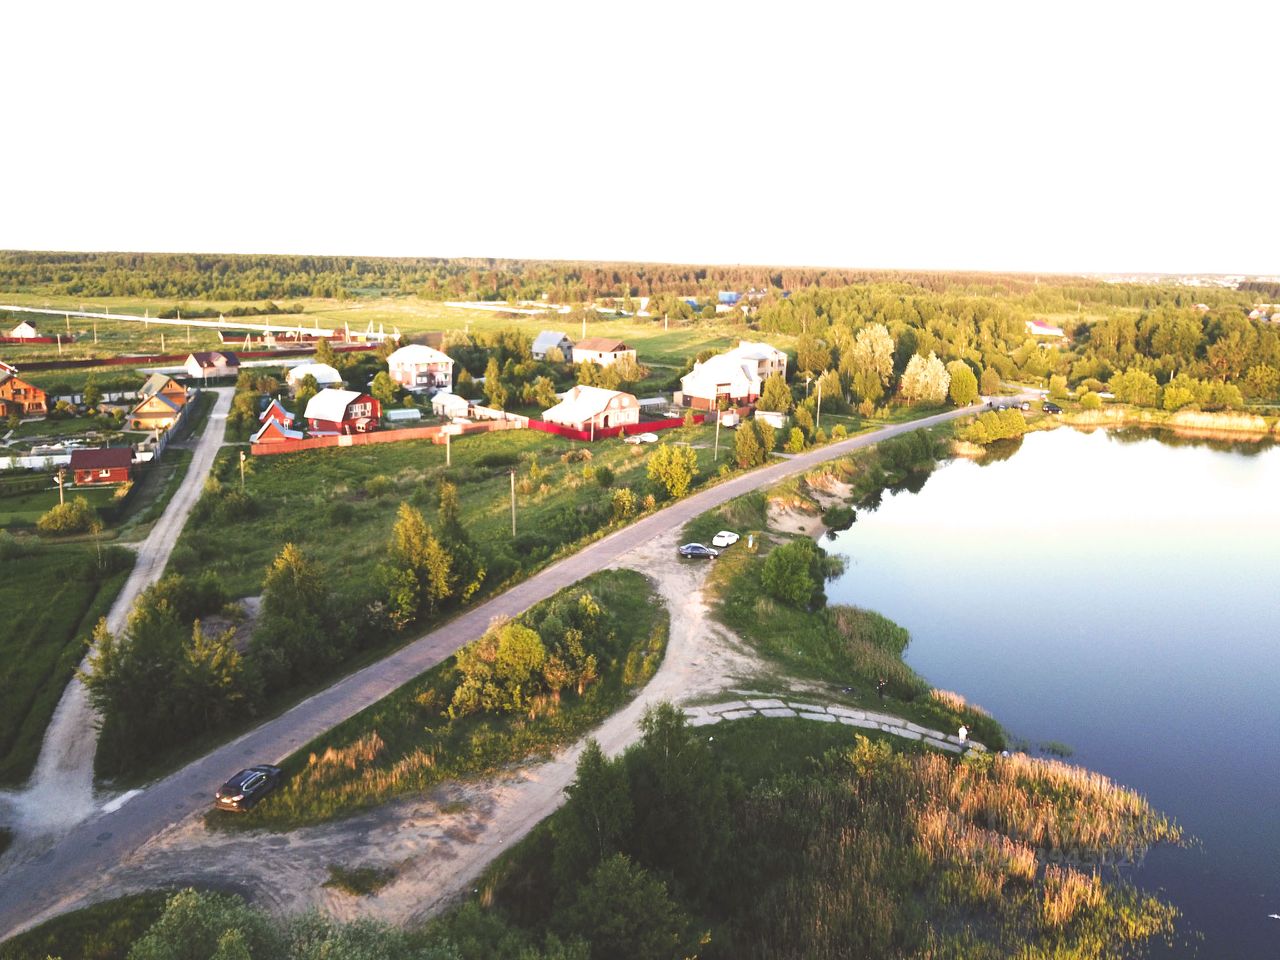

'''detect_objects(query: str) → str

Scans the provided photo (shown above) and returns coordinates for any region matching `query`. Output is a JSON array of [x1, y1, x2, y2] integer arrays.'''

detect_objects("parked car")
[[1042, 401, 1062, 414], [678, 542, 719, 560], [711, 530, 740, 548], [214, 764, 283, 811], [1018, 400, 1031, 411]]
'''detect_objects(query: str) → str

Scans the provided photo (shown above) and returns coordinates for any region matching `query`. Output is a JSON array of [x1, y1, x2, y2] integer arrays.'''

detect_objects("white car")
[[711, 530, 740, 548], [624, 432, 660, 444]]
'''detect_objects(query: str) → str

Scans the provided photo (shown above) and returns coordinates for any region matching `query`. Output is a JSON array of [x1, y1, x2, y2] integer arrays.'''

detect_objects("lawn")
[[0, 538, 133, 785], [0, 483, 120, 530], [170, 423, 730, 599], [221, 568, 668, 830]]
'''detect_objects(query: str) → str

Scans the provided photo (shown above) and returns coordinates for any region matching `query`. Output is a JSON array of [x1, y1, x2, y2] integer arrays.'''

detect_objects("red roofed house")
[[572, 338, 636, 368], [259, 398, 294, 428], [303, 388, 381, 435], [251, 418, 304, 445], [185, 351, 240, 381], [70, 447, 133, 485]]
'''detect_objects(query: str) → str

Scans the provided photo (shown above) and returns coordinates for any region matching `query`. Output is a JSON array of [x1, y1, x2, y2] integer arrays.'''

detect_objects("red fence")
[[526, 415, 703, 442], [21, 342, 379, 372], [0, 337, 74, 345], [250, 419, 518, 456]]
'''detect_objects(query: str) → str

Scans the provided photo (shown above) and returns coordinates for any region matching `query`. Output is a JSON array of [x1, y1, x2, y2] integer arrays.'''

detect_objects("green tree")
[[843, 323, 895, 402], [1243, 363, 1280, 400], [784, 427, 806, 453], [252, 543, 333, 687], [294, 374, 320, 411], [795, 334, 831, 377], [313, 337, 337, 367], [532, 375, 560, 408], [646, 444, 698, 499], [128, 889, 282, 960], [437, 482, 485, 603], [36, 495, 96, 535], [611, 487, 636, 522], [899, 352, 950, 405], [483, 356, 509, 409], [980, 366, 1002, 396], [757, 373, 793, 413], [552, 739, 634, 889], [561, 854, 695, 960], [383, 503, 454, 628], [1080, 390, 1102, 410], [370, 371, 398, 408], [734, 419, 763, 468], [1109, 368, 1160, 407], [947, 361, 978, 406], [761, 538, 822, 607], [450, 619, 547, 717], [83, 376, 102, 409], [1048, 374, 1069, 400]]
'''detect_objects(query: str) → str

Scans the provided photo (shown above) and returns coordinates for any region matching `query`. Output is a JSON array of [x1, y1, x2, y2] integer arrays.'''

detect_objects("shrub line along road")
[[0, 400, 995, 939]]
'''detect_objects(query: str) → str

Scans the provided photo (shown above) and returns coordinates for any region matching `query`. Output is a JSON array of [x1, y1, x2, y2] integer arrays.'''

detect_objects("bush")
[[1080, 390, 1102, 410], [329, 501, 355, 525], [595, 466, 615, 488], [36, 496, 97, 535], [364, 475, 394, 498], [761, 538, 834, 608], [822, 504, 855, 530]]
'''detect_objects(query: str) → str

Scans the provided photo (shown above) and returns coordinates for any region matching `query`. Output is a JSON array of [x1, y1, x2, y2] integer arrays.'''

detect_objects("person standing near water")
[[958, 724, 968, 746], [877, 678, 887, 701]]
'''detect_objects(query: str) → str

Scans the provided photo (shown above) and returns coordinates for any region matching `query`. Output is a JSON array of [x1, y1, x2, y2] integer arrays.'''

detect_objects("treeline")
[[0, 249, 1182, 304]]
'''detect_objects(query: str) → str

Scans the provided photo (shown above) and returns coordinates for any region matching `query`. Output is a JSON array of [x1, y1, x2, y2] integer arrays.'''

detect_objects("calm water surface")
[[825, 427, 1280, 958]]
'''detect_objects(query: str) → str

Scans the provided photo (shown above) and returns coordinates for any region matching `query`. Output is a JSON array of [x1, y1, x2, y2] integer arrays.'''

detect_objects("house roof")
[[431, 390, 469, 410], [532, 330, 573, 353], [682, 353, 760, 393], [0, 360, 18, 378], [131, 392, 182, 415], [304, 388, 367, 422], [727, 340, 786, 362], [140, 373, 185, 398], [543, 385, 635, 424], [259, 398, 293, 422], [10, 320, 38, 336], [251, 420, 304, 443], [575, 337, 630, 352], [387, 344, 452, 366], [188, 351, 240, 368], [70, 447, 132, 470], [286, 361, 342, 385]]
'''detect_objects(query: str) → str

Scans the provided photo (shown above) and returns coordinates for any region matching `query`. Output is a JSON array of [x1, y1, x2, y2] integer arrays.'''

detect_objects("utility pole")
[[93, 321, 98, 344], [714, 405, 721, 461], [816, 378, 823, 431], [446, 430, 451, 467], [56, 333, 62, 355], [55, 468, 65, 505], [509, 469, 517, 537], [65, 312, 70, 335], [239, 450, 246, 492]]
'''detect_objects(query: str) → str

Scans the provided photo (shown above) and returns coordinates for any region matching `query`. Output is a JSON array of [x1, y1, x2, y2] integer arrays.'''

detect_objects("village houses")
[[185, 351, 240, 381], [304, 388, 381, 435], [678, 340, 788, 410], [386, 343, 453, 394], [572, 337, 636, 368], [0, 360, 48, 418], [531, 330, 574, 361], [70, 447, 133, 486], [285, 361, 343, 391], [542, 384, 640, 433], [128, 374, 188, 430]]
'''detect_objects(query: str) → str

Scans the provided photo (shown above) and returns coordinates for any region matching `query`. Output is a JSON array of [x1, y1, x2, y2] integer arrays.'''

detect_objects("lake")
[[824, 426, 1280, 958]]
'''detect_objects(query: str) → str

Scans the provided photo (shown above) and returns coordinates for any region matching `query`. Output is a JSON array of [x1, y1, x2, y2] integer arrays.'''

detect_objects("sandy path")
[[37, 528, 765, 924], [0, 388, 232, 843]]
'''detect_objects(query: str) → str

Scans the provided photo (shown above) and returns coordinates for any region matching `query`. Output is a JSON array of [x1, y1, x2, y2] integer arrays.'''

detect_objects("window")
[[99, 469, 111, 478]]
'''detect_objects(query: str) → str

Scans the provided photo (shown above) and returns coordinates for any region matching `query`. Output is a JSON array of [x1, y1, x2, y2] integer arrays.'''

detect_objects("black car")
[[214, 764, 283, 811], [678, 542, 719, 560], [1042, 401, 1062, 414]]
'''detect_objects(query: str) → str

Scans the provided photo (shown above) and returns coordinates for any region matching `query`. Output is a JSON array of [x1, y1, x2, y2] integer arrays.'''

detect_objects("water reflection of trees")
[[975, 437, 1024, 464], [1106, 426, 1275, 456]]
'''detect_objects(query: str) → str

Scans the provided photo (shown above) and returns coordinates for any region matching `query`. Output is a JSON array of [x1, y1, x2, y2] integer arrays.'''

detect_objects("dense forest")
[[0, 249, 1256, 307]]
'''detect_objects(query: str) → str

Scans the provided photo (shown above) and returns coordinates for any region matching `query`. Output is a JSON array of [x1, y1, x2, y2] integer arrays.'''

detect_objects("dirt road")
[[0, 388, 233, 843], [0, 401, 979, 938]]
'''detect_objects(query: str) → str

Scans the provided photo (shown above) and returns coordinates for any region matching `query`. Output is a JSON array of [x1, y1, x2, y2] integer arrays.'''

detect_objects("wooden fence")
[[526, 414, 703, 443], [250, 418, 519, 456]]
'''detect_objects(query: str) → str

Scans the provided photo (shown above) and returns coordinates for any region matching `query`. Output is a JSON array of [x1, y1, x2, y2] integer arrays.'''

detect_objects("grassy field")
[[171, 423, 727, 599], [0, 891, 171, 960], [0, 484, 119, 530], [0, 539, 133, 785], [220, 569, 668, 830]]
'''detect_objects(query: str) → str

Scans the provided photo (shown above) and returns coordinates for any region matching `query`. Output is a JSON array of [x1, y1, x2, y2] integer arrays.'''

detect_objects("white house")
[[8, 320, 39, 339], [572, 337, 636, 368], [285, 361, 343, 390], [431, 391, 471, 418], [184, 351, 240, 381], [678, 340, 788, 409], [542, 385, 640, 432], [386, 344, 453, 393], [532, 330, 574, 360]]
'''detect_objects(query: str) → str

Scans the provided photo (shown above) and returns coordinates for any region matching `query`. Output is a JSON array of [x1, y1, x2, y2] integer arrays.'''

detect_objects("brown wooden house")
[[0, 361, 48, 417]]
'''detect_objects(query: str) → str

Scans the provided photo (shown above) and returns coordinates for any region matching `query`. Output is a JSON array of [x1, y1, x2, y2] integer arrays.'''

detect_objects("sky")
[[3, 0, 1277, 276]]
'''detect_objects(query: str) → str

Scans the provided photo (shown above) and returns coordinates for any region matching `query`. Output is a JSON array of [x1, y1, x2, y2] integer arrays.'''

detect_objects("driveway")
[[0, 400, 985, 938]]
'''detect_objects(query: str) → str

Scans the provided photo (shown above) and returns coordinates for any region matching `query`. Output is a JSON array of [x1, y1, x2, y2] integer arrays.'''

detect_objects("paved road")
[[0, 401, 983, 938], [0, 387, 234, 840]]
